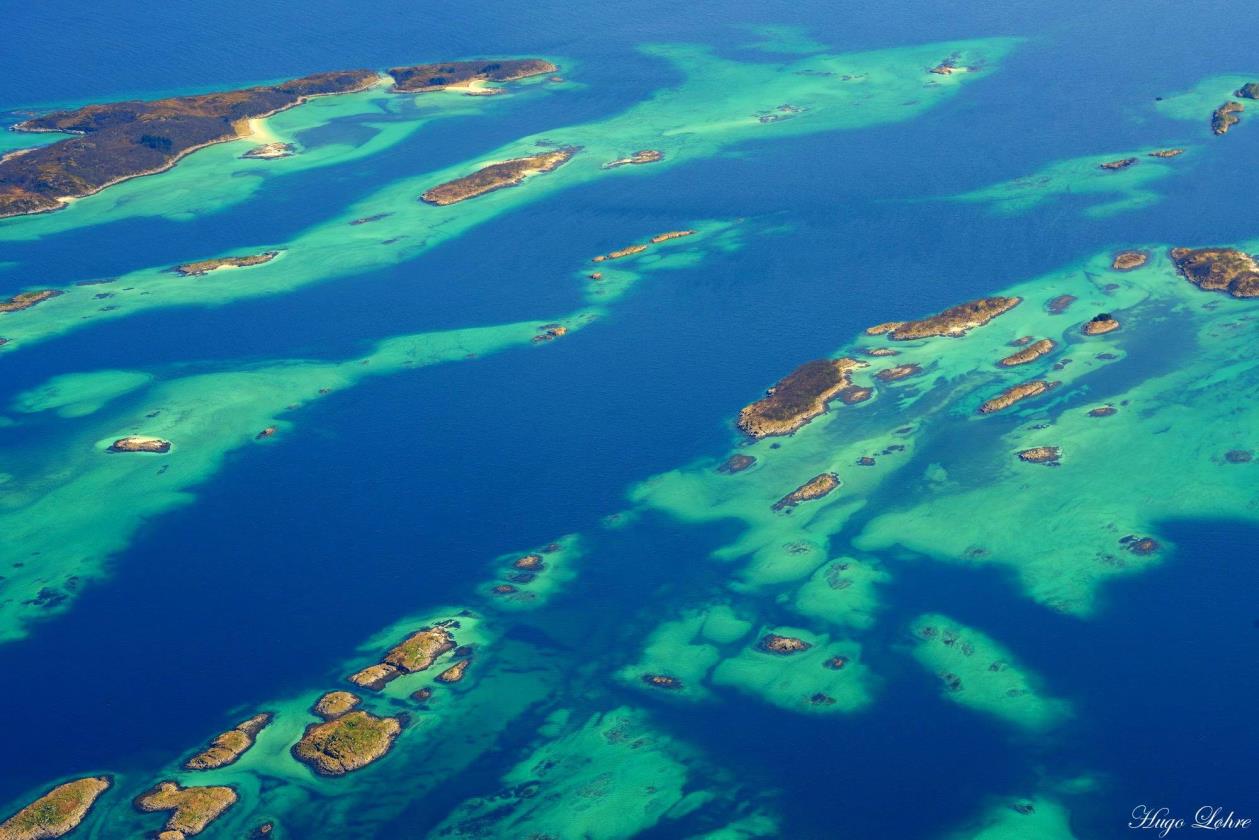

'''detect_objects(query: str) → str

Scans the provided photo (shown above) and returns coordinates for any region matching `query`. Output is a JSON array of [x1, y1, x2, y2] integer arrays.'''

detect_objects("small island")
[[134, 781, 237, 838], [436, 659, 470, 684], [1212, 101, 1244, 135], [1098, 157, 1137, 171], [882, 296, 1021, 341], [292, 710, 402, 776], [173, 251, 278, 277], [108, 436, 171, 453], [389, 59, 556, 93], [737, 358, 861, 438], [1148, 148, 1184, 158], [772, 472, 840, 511], [1, 290, 62, 314], [0, 776, 111, 840], [1082, 313, 1120, 335], [349, 624, 456, 690], [240, 142, 295, 159], [0, 70, 380, 218], [1111, 250, 1148, 271], [874, 363, 922, 382], [1236, 83, 1259, 99], [1017, 446, 1061, 465], [650, 230, 696, 244], [420, 147, 576, 205], [998, 338, 1055, 367], [313, 691, 361, 720], [603, 150, 663, 169], [1170, 247, 1259, 298], [757, 634, 812, 654], [978, 380, 1056, 414], [184, 713, 272, 770]]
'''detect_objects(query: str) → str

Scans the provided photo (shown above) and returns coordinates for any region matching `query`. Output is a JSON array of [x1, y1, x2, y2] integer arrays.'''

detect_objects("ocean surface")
[[2, 1, 1257, 838]]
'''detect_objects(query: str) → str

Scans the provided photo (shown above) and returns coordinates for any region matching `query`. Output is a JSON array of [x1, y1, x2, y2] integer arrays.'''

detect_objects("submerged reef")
[[389, 59, 556, 93], [183, 713, 272, 770], [1170, 247, 1259, 297], [133, 781, 237, 838], [883, 296, 1021, 340], [0, 777, 111, 840], [292, 710, 402, 776], [240, 142, 295, 159], [0, 70, 379, 218], [420, 147, 577, 205], [737, 358, 861, 437], [173, 251, 278, 277]]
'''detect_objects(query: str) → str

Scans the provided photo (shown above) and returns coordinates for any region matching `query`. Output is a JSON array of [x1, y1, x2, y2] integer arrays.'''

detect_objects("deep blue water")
[[2, 1, 1259, 837]]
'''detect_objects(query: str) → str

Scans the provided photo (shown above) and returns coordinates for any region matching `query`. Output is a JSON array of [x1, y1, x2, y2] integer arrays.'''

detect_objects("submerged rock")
[[1111, 250, 1148, 270], [737, 358, 862, 438], [998, 339, 1055, 367], [134, 781, 237, 837], [292, 711, 402, 776], [772, 473, 840, 511], [1046, 294, 1077, 314], [1088, 405, 1118, 417], [184, 713, 272, 770], [650, 229, 696, 244], [411, 687, 433, 702], [717, 454, 757, 474], [758, 634, 812, 655], [313, 691, 360, 720], [1017, 446, 1061, 465], [108, 436, 171, 453], [823, 656, 849, 670], [241, 142, 295, 159], [1121, 535, 1160, 555], [1082, 313, 1120, 335], [838, 386, 873, 404], [978, 380, 1057, 414], [1170, 247, 1259, 298], [255, 426, 278, 440], [421, 147, 577, 205], [1225, 449, 1253, 463], [0, 776, 111, 840], [864, 346, 899, 357]]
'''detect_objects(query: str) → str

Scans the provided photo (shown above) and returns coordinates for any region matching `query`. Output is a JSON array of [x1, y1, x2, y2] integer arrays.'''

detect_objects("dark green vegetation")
[[1170, 246, 1259, 297], [388, 59, 557, 92], [0, 70, 380, 218]]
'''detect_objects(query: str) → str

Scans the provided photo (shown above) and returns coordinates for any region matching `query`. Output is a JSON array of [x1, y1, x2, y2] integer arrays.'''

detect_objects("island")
[[882, 296, 1021, 341], [978, 380, 1056, 414], [998, 338, 1055, 367], [349, 624, 456, 690], [313, 691, 360, 719], [291, 710, 402, 776], [603, 150, 663, 169], [1111, 250, 1148, 270], [650, 230, 696, 244], [874, 363, 922, 382], [1148, 148, 1184, 158], [1, 290, 62, 314], [1212, 101, 1244, 135], [1082, 313, 1120, 335], [0, 70, 380, 218], [184, 713, 272, 770], [592, 244, 648, 262], [641, 674, 683, 689], [0, 776, 111, 840], [108, 436, 171, 453], [134, 782, 237, 838], [1170, 247, 1259, 298], [1098, 157, 1137, 171], [1236, 83, 1259, 99], [436, 659, 470, 684], [1017, 446, 1061, 465], [737, 358, 862, 438], [772, 472, 840, 511], [388, 59, 556, 93], [420, 147, 576, 205], [757, 634, 812, 654], [173, 251, 278, 277]]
